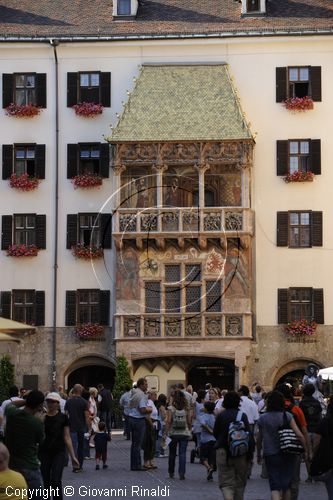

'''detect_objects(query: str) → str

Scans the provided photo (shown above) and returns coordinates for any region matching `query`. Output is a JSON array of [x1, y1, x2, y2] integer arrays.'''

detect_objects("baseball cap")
[[45, 392, 61, 403]]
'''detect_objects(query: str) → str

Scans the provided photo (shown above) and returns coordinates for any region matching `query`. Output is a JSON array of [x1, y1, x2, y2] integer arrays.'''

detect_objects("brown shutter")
[[313, 288, 324, 324], [65, 291, 77, 326], [66, 215, 78, 249], [35, 291, 45, 326], [35, 74, 47, 108], [99, 290, 110, 325], [310, 140, 321, 175], [2, 74, 13, 108], [278, 288, 289, 324], [35, 145, 46, 179], [0, 292, 11, 319], [67, 73, 78, 107], [1, 215, 12, 250], [67, 144, 78, 178], [2, 145, 13, 180], [277, 212, 289, 246], [100, 72, 111, 107], [100, 143, 110, 178], [311, 212, 323, 247], [276, 67, 287, 102], [35, 215, 46, 249], [100, 214, 112, 249], [310, 67, 322, 102], [277, 141, 288, 176]]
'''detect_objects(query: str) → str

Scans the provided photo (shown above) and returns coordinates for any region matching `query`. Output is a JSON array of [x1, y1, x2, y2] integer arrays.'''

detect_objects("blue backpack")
[[228, 411, 249, 457]]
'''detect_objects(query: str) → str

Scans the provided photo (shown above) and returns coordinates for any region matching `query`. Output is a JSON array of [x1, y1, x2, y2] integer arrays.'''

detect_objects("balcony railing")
[[113, 207, 253, 237], [115, 313, 252, 339]]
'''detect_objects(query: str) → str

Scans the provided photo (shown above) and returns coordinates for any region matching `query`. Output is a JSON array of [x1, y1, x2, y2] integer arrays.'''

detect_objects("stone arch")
[[272, 358, 324, 388], [63, 354, 115, 390]]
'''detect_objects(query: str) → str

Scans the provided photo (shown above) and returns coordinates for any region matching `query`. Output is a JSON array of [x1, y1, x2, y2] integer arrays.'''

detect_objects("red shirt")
[[284, 400, 307, 429]]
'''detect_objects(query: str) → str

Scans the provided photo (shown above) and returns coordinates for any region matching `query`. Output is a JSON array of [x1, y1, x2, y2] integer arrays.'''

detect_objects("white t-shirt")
[[239, 396, 259, 424], [0, 397, 21, 432]]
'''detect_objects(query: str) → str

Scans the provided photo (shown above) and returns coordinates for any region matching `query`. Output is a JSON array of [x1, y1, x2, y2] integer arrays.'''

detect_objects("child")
[[94, 421, 111, 470], [199, 401, 216, 481]]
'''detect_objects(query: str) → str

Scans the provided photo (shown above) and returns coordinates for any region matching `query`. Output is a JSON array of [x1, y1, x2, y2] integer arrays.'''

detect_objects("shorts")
[[200, 441, 216, 466], [265, 453, 296, 491]]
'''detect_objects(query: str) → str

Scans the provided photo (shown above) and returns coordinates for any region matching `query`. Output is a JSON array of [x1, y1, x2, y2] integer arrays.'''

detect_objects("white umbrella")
[[318, 367, 333, 380]]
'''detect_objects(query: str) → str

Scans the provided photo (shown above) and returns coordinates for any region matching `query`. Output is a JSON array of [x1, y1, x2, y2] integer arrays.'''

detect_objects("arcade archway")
[[64, 355, 115, 391], [273, 358, 324, 389]]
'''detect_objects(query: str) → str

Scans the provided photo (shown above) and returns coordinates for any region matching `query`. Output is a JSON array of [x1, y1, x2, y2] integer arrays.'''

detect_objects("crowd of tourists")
[[0, 374, 332, 500]]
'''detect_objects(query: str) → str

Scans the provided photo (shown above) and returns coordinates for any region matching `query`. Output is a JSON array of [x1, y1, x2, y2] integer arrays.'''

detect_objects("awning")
[[0, 332, 21, 342], [0, 317, 35, 334], [318, 367, 333, 381]]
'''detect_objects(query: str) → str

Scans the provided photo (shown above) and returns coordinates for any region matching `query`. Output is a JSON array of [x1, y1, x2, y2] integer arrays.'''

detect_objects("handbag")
[[278, 412, 304, 454]]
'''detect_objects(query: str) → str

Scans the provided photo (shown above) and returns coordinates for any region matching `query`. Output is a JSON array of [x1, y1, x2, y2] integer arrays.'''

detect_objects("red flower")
[[72, 102, 103, 117], [9, 173, 39, 191], [71, 244, 104, 260], [283, 96, 314, 111], [5, 103, 42, 117], [285, 319, 317, 337], [74, 323, 104, 339], [6, 244, 39, 257], [284, 171, 314, 183], [71, 174, 103, 189]]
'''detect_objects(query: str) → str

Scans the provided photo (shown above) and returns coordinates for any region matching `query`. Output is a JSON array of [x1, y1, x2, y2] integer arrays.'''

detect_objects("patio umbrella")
[[0, 332, 21, 342], [318, 367, 333, 381], [0, 317, 35, 334]]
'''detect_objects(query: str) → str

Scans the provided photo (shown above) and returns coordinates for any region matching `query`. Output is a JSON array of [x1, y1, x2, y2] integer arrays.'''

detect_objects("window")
[[67, 72, 111, 107], [1, 214, 46, 250], [2, 73, 47, 108], [145, 264, 222, 314], [247, 0, 260, 11], [118, 0, 131, 15], [65, 290, 110, 326], [2, 144, 46, 180], [277, 211, 322, 248], [0, 290, 45, 326], [78, 290, 100, 323], [66, 213, 111, 249], [67, 143, 110, 179], [276, 140, 321, 176], [278, 288, 324, 324], [276, 66, 321, 103]]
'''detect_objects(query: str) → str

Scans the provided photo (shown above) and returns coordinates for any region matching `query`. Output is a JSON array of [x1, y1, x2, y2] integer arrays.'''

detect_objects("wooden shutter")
[[276, 141, 288, 176], [276, 67, 287, 102], [35, 215, 46, 249], [100, 72, 111, 107], [67, 73, 78, 107], [100, 214, 112, 249], [310, 140, 321, 175], [66, 215, 78, 249], [35, 145, 46, 179], [313, 288, 324, 324], [2, 74, 13, 108], [310, 67, 322, 102], [1, 215, 12, 250], [278, 288, 288, 324], [67, 144, 78, 178], [65, 291, 77, 326], [100, 143, 110, 178], [35, 74, 47, 108], [311, 212, 323, 247], [35, 291, 45, 326], [99, 290, 110, 325], [2, 145, 13, 180], [0, 292, 11, 319], [277, 212, 289, 246]]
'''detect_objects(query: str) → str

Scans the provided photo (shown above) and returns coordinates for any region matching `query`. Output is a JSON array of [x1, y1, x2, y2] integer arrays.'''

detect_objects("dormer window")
[[118, 0, 131, 15], [241, 0, 266, 15], [113, 0, 138, 18]]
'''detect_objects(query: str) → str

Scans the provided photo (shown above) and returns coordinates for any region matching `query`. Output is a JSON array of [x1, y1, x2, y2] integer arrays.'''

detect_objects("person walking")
[[256, 390, 307, 500], [199, 401, 216, 481], [165, 389, 192, 480], [0, 443, 28, 500], [155, 394, 167, 458], [311, 397, 333, 498], [128, 378, 152, 471], [299, 383, 322, 482], [213, 391, 250, 500], [143, 391, 158, 470], [97, 384, 113, 434], [64, 384, 91, 472], [238, 385, 259, 479], [94, 421, 111, 470], [39, 392, 79, 499], [119, 386, 131, 440]]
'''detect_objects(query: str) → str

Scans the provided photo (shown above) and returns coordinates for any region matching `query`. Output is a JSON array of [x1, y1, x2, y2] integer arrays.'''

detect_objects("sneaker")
[[95, 465, 100, 470], [179, 474, 185, 480], [103, 464, 108, 469], [207, 468, 213, 481]]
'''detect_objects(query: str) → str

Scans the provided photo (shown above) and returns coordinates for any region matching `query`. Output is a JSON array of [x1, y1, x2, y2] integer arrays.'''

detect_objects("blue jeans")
[[168, 436, 188, 476], [99, 411, 112, 432], [129, 417, 146, 470], [70, 431, 84, 468], [20, 468, 43, 500], [124, 414, 131, 440]]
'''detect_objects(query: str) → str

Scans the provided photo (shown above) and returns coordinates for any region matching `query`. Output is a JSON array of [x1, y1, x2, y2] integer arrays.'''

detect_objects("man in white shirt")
[[0, 386, 21, 438]]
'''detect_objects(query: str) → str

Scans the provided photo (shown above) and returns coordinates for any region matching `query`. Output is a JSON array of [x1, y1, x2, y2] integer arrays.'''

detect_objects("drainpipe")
[[50, 38, 60, 389]]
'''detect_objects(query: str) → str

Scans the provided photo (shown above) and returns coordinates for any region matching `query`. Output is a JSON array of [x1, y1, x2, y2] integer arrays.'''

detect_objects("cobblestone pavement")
[[62, 432, 327, 499]]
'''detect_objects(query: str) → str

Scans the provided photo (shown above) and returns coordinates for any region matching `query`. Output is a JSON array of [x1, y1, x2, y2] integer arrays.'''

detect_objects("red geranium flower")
[[9, 173, 39, 191], [5, 103, 42, 117], [284, 171, 314, 183], [72, 102, 103, 117], [71, 244, 104, 260], [285, 319, 317, 337], [283, 96, 314, 111], [74, 323, 104, 339], [6, 244, 39, 257], [71, 174, 103, 189]]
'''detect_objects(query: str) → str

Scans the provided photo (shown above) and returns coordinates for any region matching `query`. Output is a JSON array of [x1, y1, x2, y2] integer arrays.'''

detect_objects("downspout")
[[50, 38, 60, 389]]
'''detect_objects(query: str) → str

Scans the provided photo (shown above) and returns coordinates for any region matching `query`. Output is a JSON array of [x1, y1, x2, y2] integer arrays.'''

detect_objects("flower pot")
[[6, 244, 39, 257], [9, 173, 39, 191], [71, 245, 104, 260], [71, 174, 103, 189], [283, 96, 314, 111], [284, 172, 314, 183], [72, 102, 103, 117], [5, 104, 42, 118], [74, 323, 104, 339]]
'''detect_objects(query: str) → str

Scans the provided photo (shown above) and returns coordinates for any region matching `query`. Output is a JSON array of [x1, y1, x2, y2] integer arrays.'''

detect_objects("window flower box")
[[72, 102, 103, 117], [74, 323, 104, 339], [284, 171, 314, 183], [5, 103, 42, 118], [283, 96, 314, 111], [71, 244, 104, 260], [285, 319, 317, 337], [9, 173, 39, 191], [6, 244, 39, 257], [71, 174, 103, 189]]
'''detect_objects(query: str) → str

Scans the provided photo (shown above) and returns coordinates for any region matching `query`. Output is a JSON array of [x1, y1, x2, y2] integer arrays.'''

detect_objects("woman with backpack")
[[213, 391, 251, 500], [164, 389, 192, 480]]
